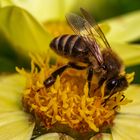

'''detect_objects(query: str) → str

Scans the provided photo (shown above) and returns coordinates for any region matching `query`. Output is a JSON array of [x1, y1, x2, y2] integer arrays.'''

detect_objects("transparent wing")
[[66, 12, 93, 36], [66, 11, 103, 65], [80, 8, 111, 48]]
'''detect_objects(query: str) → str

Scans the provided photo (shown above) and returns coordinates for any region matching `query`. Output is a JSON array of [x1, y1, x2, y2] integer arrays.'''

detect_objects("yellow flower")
[[16, 54, 133, 137], [0, 5, 140, 140], [0, 54, 139, 140]]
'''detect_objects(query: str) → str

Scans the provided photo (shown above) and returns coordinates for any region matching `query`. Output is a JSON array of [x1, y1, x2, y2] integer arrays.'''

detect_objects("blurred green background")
[[73, 0, 140, 20], [0, 0, 140, 83]]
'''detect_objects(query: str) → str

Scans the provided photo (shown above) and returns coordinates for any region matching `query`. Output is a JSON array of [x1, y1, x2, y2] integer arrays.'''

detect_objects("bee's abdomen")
[[50, 34, 89, 62]]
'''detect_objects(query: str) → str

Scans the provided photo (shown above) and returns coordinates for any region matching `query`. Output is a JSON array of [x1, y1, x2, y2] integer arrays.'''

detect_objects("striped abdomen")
[[50, 34, 90, 63]]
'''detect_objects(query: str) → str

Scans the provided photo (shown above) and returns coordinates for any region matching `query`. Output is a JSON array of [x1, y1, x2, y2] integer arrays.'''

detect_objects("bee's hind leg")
[[44, 62, 87, 88]]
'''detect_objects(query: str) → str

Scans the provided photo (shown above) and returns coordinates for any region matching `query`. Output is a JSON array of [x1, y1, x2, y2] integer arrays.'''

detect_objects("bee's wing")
[[66, 11, 103, 65], [80, 8, 111, 49]]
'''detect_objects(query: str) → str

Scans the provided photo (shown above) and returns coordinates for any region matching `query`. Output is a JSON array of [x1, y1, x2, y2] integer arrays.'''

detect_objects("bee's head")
[[105, 75, 128, 96]]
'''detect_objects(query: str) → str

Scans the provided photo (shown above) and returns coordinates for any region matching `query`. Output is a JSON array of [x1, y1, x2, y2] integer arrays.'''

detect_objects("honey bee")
[[44, 8, 128, 97]]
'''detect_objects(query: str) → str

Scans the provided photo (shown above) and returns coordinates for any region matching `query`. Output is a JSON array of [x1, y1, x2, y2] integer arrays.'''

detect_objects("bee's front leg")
[[87, 66, 93, 97], [44, 62, 87, 88]]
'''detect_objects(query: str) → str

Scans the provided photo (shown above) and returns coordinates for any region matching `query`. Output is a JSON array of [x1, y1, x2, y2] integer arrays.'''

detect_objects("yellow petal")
[[35, 133, 66, 140], [91, 133, 113, 140], [0, 0, 76, 22], [111, 85, 140, 140], [0, 6, 51, 57], [44, 20, 110, 37], [44, 21, 73, 37], [0, 111, 34, 140], [111, 114, 140, 140], [119, 85, 140, 115], [0, 74, 35, 139], [106, 10, 140, 43], [100, 23, 111, 35], [0, 74, 26, 111], [110, 42, 140, 66]]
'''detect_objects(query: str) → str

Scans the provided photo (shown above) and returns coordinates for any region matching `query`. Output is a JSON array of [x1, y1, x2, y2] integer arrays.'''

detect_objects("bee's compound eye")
[[105, 76, 128, 96], [107, 79, 117, 90]]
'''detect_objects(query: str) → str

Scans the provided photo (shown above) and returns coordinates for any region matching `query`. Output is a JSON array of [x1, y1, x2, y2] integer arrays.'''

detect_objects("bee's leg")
[[44, 62, 87, 88], [68, 62, 87, 70], [93, 77, 106, 92], [87, 67, 93, 96], [44, 64, 69, 88]]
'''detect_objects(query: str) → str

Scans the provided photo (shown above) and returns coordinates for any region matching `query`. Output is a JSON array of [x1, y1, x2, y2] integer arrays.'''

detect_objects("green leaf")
[[106, 10, 140, 43], [0, 6, 51, 58]]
